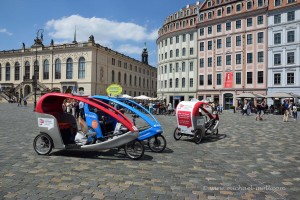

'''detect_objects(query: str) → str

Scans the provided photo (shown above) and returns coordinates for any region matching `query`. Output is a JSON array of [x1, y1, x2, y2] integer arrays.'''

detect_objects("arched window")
[[5, 62, 10, 81], [66, 58, 73, 79], [169, 78, 173, 88], [182, 77, 186, 88], [78, 57, 85, 79], [147, 79, 149, 88], [175, 78, 179, 88], [15, 62, 20, 81], [43, 60, 49, 80], [129, 75, 132, 85], [134, 76, 137, 86], [139, 77, 141, 87], [25, 61, 30, 80], [143, 78, 145, 88], [55, 59, 61, 79], [112, 70, 115, 82], [34, 60, 39, 80], [118, 72, 121, 83], [124, 73, 127, 84]]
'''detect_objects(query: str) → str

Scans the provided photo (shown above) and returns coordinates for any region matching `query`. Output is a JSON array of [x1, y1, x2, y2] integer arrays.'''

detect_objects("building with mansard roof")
[[157, 2, 201, 108], [0, 36, 157, 102]]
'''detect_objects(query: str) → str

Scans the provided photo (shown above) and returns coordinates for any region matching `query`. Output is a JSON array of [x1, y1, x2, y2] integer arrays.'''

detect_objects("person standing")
[[23, 97, 27, 107], [283, 100, 289, 122], [18, 97, 22, 107], [79, 101, 85, 120], [292, 103, 297, 120]]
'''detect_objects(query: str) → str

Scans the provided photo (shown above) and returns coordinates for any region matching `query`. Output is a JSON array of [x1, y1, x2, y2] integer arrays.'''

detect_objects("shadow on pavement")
[[179, 133, 227, 144], [50, 149, 153, 161]]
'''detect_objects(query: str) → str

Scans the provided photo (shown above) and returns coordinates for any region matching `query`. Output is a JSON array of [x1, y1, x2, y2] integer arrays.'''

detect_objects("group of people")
[[63, 99, 85, 119], [17, 97, 27, 107], [282, 100, 298, 122]]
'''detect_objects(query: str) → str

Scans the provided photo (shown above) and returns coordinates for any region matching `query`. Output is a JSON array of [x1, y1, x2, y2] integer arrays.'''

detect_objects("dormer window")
[[208, 1, 212, 7], [200, 13, 204, 21], [227, 6, 231, 14], [247, 1, 252, 10], [236, 3, 242, 12], [217, 8, 222, 16], [208, 11, 213, 19]]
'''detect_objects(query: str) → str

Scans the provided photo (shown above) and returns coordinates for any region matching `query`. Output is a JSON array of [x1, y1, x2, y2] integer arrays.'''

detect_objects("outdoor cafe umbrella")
[[133, 95, 151, 100], [235, 93, 257, 98], [121, 94, 133, 99]]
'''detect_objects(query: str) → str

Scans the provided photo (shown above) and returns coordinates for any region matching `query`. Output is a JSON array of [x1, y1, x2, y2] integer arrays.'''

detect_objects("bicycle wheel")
[[124, 140, 144, 160], [33, 133, 53, 155], [173, 127, 182, 140], [148, 135, 167, 152]]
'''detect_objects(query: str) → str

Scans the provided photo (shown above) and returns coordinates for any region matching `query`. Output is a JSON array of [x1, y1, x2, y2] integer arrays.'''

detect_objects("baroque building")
[[197, 0, 268, 109], [157, 2, 201, 107], [0, 36, 157, 102], [267, 0, 300, 99]]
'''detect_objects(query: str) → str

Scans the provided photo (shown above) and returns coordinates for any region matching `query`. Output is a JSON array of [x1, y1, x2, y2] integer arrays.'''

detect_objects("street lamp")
[[33, 29, 44, 111]]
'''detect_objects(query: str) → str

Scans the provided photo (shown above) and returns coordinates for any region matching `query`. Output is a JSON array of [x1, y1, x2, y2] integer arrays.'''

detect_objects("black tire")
[[194, 129, 203, 144], [124, 140, 144, 160], [33, 133, 53, 155], [215, 129, 219, 135], [173, 128, 182, 140], [148, 135, 167, 153]]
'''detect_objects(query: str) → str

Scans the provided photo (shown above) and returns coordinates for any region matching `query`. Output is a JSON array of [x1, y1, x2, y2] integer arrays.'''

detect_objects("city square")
[[0, 102, 299, 200]]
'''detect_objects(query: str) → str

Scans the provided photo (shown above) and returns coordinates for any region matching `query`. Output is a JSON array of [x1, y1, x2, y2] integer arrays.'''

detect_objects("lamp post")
[[33, 29, 44, 111]]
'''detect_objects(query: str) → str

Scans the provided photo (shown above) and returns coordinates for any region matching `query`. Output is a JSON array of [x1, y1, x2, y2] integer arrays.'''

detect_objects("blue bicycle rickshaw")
[[84, 95, 166, 152]]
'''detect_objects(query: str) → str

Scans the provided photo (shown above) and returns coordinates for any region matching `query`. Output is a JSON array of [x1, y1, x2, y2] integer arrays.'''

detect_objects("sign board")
[[224, 72, 233, 88], [106, 84, 123, 96]]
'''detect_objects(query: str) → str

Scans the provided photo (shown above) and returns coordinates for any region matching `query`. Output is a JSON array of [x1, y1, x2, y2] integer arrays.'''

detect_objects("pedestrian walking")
[[283, 100, 289, 122], [79, 101, 85, 119], [23, 97, 27, 107]]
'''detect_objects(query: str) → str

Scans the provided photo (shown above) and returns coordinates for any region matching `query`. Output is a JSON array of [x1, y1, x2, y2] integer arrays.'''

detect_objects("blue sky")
[[0, 0, 198, 67]]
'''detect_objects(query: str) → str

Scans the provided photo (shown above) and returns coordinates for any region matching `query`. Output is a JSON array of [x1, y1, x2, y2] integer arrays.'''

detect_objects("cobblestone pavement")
[[0, 103, 299, 200]]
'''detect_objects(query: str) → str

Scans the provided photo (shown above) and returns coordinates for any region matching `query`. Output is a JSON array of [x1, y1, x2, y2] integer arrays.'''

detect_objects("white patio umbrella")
[[266, 92, 293, 98], [121, 94, 133, 99], [133, 95, 150, 100]]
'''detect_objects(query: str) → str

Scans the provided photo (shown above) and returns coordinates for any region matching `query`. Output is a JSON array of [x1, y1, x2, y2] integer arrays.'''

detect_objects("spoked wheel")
[[148, 135, 167, 152], [124, 140, 144, 160], [33, 133, 53, 155], [173, 128, 182, 140], [194, 129, 203, 144]]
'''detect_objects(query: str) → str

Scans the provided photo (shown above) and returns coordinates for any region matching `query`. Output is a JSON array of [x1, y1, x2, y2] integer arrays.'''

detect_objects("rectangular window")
[[176, 49, 179, 57], [226, 37, 231, 47], [217, 39, 222, 48], [274, 73, 281, 85], [247, 34, 253, 44], [189, 62, 194, 71], [182, 34, 186, 42], [274, 53, 281, 65], [257, 71, 264, 83], [275, 0, 281, 6], [247, 53, 253, 63], [182, 62, 186, 72], [208, 57, 212, 67], [199, 58, 204, 68], [226, 55, 231, 65], [247, 18, 253, 27], [236, 35, 241, 46], [170, 37, 173, 44], [258, 51, 264, 62], [258, 0, 264, 7], [190, 78, 194, 87], [236, 54, 241, 64], [199, 75, 204, 86], [199, 28, 204, 36], [182, 48, 186, 56], [217, 56, 222, 66], [247, 72, 253, 84], [169, 64, 172, 73], [200, 42, 204, 51], [236, 72, 241, 84], [247, 1, 252, 9], [236, 20, 241, 29], [288, 11, 295, 21], [217, 74, 222, 85], [287, 31, 295, 43], [274, 14, 281, 24], [208, 74, 212, 85], [164, 80, 167, 88], [274, 33, 281, 44], [208, 26, 212, 34], [190, 33, 194, 41], [112, 58, 115, 65], [175, 63, 179, 72], [208, 41, 212, 50], [287, 52, 295, 64], [190, 48, 194, 55], [176, 35, 179, 43], [182, 78, 185, 88], [257, 16, 263, 25], [226, 22, 231, 31], [226, 6, 231, 14], [257, 32, 264, 43], [217, 24, 222, 32], [217, 9, 222, 16], [287, 73, 294, 84]]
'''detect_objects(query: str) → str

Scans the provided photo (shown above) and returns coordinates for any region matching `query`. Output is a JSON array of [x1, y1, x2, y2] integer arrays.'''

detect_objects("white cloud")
[[116, 44, 143, 55], [0, 28, 12, 36], [45, 15, 158, 45]]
